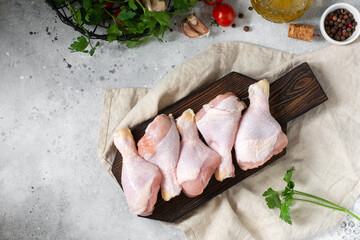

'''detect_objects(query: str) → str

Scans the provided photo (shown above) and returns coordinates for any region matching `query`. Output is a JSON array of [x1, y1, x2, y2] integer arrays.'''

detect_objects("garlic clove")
[[181, 21, 201, 38], [144, 0, 152, 10], [144, 0, 166, 11], [151, 0, 166, 11], [181, 14, 210, 38], [187, 14, 209, 36]]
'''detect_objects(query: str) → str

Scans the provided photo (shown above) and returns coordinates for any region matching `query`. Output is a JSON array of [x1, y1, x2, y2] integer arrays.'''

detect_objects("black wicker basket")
[[46, 0, 151, 41]]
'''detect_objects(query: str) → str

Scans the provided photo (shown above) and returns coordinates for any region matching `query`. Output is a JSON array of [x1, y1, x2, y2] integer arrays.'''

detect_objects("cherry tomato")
[[202, 0, 223, 6], [212, 3, 236, 27]]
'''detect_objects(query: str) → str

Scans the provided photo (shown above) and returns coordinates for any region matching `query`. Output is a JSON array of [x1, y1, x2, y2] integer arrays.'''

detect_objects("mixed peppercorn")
[[324, 8, 357, 41]]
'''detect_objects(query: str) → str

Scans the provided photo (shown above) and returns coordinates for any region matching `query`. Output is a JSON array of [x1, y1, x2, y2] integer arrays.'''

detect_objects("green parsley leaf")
[[74, 10, 83, 25], [89, 47, 96, 56], [173, 0, 189, 12], [125, 41, 139, 48], [107, 24, 121, 43], [280, 195, 293, 225], [153, 25, 168, 39], [125, 35, 152, 48], [67, 2, 83, 26], [69, 36, 89, 52], [141, 15, 158, 32], [283, 167, 295, 183], [84, 7, 107, 25], [122, 19, 149, 34], [84, 8, 94, 22], [188, 0, 197, 7], [281, 185, 293, 197], [263, 188, 281, 209], [89, 42, 100, 56], [146, 11, 171, 27], [107, 35, 117, 43], [117, 8, 137, 21], [78, 0, 92, 11], [107, 24, 121, 35], [127, 0, 138, 10]]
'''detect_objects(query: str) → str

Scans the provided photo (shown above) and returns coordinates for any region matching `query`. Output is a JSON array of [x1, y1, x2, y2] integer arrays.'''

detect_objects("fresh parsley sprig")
[[263, 167, 360, 225], [67, 0, 100, 55]]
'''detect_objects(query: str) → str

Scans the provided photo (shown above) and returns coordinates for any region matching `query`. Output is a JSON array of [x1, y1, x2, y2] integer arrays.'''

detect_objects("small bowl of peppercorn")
[[320, 3, 360, 45]]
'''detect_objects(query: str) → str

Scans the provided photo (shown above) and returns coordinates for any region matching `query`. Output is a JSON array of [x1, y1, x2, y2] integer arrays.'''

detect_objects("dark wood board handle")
[[269, 62, 328, 125], [111, 62, 328, 222]]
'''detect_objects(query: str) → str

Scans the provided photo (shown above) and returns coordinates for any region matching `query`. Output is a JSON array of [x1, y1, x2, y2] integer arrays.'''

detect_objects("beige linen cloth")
[[98, 41, 360, 239]]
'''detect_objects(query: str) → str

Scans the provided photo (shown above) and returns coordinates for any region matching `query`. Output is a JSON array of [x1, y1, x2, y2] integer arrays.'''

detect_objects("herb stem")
[[291, 198, 344, 211], [343, 209, 360, 222], [66, 0, 93, 48], [293, 191, 360, 221], [104, 7, 117, 21], [294, 190, 342, 209], [135, 0, 146, 12], [264, 168, 360, 224], [84, 28, 93, 48]]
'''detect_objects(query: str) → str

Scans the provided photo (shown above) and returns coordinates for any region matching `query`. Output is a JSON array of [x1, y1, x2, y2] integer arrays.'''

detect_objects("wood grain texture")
[[112, 62, 328, 222]]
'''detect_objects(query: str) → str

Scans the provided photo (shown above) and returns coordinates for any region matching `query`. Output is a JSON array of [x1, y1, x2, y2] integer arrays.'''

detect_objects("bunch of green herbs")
[[49, 0, 197, 55]]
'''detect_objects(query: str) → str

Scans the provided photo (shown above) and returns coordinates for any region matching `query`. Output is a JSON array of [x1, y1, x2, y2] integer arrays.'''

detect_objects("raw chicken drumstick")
[[138, 114, 182, 201], [235, 79, 288, 170], [114, 128, 162, 216], [176, 109, 221, 197], [195, 93, 246, 182]]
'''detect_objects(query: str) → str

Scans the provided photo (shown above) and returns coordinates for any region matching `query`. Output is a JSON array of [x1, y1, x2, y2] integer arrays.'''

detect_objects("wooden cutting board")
[[112, 62, 328, 222]]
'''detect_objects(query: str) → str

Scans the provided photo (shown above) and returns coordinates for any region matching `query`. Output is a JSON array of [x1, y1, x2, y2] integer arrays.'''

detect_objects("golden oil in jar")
[[251, 0, 312, 23]]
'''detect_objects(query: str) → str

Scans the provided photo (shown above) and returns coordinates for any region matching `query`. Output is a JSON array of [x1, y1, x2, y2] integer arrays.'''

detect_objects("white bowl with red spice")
[[320, 3, 360, 45]]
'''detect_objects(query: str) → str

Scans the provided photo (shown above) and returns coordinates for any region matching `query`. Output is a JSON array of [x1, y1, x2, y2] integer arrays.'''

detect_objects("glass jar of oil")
[[251, 0, 312, 23]]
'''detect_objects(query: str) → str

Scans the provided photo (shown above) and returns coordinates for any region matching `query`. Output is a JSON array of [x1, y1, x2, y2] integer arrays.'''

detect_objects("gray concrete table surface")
[[1, 0, 360, 239]]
